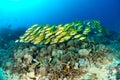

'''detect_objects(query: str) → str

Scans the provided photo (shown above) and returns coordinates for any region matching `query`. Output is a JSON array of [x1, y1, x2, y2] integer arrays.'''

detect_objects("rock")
[[16, 58, 22, 65], [68, 46, 76, 51], [14, 49, 24, 59], [63, 78, 68, 80], [61, 52, 71, 62], [98, 44, 106, 51], [5, 61, 13, 68], [39, 66, 48, 76], [23, 54, 33, 64], [78, 58, 85, 67], [51, 44, 57, 49], [67, 40, 74, 47], [47, 73, 53, 79], [74, 62, 79, 69], [42, 77, 50, 80], [78, 49, 90, 56], [57, 50, 64, 55], [52, 49, 64, 58], [74, 39, 81, 47], [52, 49, 58, 57], [47, 45, 52, 53], [59, 43, 65, 49], [27, 71, 35, 78], [81, 42, 88, 48], [40, 48, 48, 57], [23, 48, 30, 53], [30, 46, 37, 52]]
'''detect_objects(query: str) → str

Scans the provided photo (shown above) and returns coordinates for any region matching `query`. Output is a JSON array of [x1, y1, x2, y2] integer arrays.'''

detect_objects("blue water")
[[0, 0, 120, 31], [0, 0, 119, 48], [0, 0, 120, 47]]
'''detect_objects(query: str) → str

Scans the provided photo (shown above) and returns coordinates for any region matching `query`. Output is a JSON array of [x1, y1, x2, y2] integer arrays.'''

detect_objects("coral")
[[1, 35, 120, 80], [78, 49, 90, 56], [2, 20, 120, 80], [1, 70, 19, 80], [16, 20, 103, 45]]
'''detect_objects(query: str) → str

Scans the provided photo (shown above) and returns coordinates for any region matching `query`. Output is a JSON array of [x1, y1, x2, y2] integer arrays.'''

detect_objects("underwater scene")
[[0, 0, 120, 80]]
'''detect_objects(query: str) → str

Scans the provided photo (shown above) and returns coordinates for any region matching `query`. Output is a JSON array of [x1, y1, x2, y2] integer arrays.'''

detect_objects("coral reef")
[[0, 20, 120, 80], [16, 20, 103, 45], [1, 34, 120, 80]]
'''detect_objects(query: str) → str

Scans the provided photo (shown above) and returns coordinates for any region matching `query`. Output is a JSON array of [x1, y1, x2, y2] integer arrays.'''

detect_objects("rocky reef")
[[0, 20, 120, 80]]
